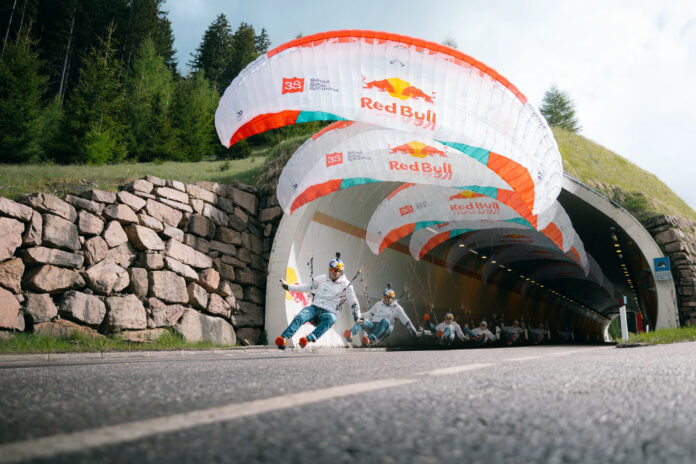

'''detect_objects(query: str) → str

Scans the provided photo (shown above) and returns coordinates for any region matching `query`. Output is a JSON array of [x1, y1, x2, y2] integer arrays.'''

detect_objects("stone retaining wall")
[[644, 215, 696, 326], [0, 176, 282, 345]]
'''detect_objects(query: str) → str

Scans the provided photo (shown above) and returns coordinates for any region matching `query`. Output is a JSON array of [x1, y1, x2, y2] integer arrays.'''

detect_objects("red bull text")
[[388, 160, 452, 180], [449, 202, 501, 216], [399, 205, 414, 216]]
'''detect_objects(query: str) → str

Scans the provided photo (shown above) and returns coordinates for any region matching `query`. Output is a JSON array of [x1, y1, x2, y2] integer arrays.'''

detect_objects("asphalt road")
[[1, 342, 696, 463]]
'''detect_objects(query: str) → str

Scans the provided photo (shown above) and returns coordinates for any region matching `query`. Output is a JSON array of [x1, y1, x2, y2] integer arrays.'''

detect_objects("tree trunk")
[[59, 7, 76, 103], [1, 0, 19, 62]]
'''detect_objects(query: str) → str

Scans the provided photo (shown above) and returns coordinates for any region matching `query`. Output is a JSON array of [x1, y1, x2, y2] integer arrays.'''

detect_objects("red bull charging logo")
[[361, 76, 437, 130], [285, 267, 309, 306], [388, 141, 452, 179], [389, 141, 445, 158], [363, 77, 435, 103]]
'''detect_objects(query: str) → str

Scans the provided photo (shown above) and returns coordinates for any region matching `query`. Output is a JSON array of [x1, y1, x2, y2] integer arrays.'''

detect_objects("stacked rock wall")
[[0, 176, 283, 345], [644, 215, 696, 326]]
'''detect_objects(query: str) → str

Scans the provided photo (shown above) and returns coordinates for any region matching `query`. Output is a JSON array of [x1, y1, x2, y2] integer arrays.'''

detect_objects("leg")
[[368, 320, 391, 343], [307, 309, 337, 341], [351, 320, 372, 336], [440, 327, 455, 346], [281, 305, 318, 339], [345, 320, 371, 343]]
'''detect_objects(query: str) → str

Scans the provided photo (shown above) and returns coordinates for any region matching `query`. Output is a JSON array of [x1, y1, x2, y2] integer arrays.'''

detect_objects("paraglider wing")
[[277, 122, 515, 214], [408, 220, 532, 261], [365, 184, 531, 255], [216, 30, 563, 215]]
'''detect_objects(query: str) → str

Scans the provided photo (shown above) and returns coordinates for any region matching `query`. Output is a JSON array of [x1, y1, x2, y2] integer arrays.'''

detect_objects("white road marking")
[[417, 363, 493, 376], [0, 378, 416, 463], [506, 356, 543, 362]]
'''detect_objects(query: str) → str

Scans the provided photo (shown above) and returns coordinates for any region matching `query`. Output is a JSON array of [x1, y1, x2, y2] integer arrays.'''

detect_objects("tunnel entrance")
[[265, 175, 677, 348]]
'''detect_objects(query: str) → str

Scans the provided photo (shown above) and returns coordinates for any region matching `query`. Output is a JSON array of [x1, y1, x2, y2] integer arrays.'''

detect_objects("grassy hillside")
[[1, 128, 693, 226], [554, 127, 696, 222], [0, 157, 267, 200]]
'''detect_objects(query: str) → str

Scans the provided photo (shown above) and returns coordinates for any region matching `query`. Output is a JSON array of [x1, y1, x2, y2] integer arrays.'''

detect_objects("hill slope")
[[553, 127, 696, 222]]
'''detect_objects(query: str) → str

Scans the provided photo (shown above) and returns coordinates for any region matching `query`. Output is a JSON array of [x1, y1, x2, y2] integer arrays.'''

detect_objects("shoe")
[[344, 329, 353, 342], [424, 314, 430, 322], [437, 330, 444, 339], [275, 336, 286, 350], [362, 335, 370, 346], [299, 336, 310, 348]]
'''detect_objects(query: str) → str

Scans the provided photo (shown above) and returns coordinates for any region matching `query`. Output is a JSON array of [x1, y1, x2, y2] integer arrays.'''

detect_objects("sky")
[[167, 0, 696, 209]]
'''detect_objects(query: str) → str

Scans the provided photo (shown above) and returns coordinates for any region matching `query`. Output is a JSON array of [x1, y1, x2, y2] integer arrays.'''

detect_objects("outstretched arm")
[[346, 284, 361, 321], [396, 305, 420, 336]]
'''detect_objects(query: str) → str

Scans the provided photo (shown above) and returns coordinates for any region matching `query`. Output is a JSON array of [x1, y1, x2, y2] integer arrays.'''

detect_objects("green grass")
[[555, 127, 696, 221], [617, 326, 696, 345], [0, 328, 233, 354], [0, 155, 267, 200]]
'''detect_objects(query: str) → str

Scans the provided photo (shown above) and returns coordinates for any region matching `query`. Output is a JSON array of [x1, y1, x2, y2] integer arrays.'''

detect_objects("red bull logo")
[[448, 191, 487, 201], [285, 267, 309, 306], [325, 152, 343, 167], [361, 76, 437, 130], [282, 77, 304, 94], [399, 205, 414, 216], [389, 141, 446, 158], [449, 201, 501, 215], [501, 233, 534, 244], [437, 222, 450, 229], [388, 159, 452, 180], [363, 77, 435, 103]]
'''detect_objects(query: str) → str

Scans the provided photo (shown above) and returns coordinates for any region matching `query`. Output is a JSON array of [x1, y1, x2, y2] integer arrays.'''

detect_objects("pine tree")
[[0, 25, 47, 163], [189, 13, 234, 92], [255, 28, 270, 54], [224, 22, 258, 84], [172, 71, 219, 161], [60, 22, 127, 164], [540, 85, 581, 133], [124, 37, 174, 161]]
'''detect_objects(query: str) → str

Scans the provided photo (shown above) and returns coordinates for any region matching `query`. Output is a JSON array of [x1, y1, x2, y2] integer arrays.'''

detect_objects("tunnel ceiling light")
[[458, 243, 466, 247], [481, 255, 487, 259], [491, 260, 497, 263]]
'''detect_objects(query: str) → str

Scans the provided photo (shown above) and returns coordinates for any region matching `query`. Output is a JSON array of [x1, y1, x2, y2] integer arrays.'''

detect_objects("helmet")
[[383, 288, 396, 299], [329, 253, 344, 273], [444, 312, 454, 321], [480, 320, 488, 328]]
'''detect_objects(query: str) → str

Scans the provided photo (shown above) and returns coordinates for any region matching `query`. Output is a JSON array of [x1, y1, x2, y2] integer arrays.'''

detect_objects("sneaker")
[[423, 314, 430, 322], [275, 336, 286, 350], [344, 329, 353, 342], [299, 336, 310, 348], [362, 335, 370, 346], [437, 330, 444, 339]]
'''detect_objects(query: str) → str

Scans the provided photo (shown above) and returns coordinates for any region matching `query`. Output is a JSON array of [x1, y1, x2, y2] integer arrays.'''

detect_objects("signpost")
[[653, 257, 672, 281], [619, 295, 629, 342]]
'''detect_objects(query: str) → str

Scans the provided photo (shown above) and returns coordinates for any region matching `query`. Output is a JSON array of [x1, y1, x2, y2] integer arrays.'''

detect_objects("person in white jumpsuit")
[[276, 255, 360, 349], [423, 312, 469, 346], [344, 286, 420, 346], [469, 320, 497, 346], [502, 320, 525, 345]]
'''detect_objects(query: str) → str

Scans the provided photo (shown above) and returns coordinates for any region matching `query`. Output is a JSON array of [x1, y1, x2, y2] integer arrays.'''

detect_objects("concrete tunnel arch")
[[265, 175, 679, 348]]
